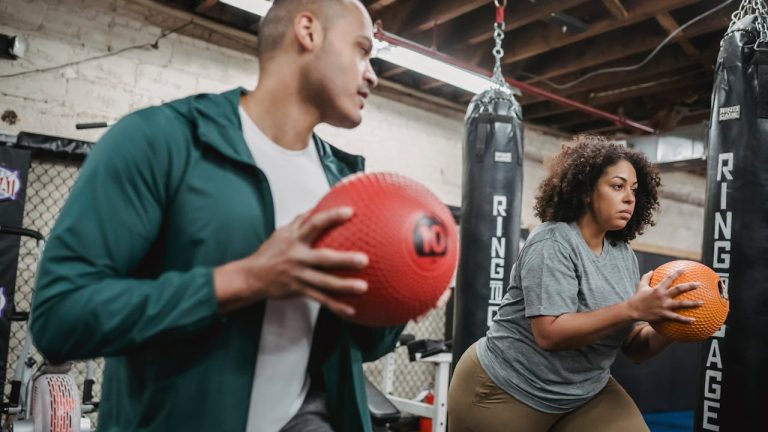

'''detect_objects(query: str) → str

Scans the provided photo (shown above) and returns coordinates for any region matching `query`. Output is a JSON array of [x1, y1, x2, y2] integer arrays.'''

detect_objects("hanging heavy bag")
[[452, 85, 523, 363], [452, 0, 524, 365], [696, 2, 768, 431]]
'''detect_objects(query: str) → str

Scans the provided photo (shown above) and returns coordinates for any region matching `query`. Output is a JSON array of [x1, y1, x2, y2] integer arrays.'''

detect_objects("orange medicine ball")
[[649, 260, 730, 342], [310, 172, 459, 327]]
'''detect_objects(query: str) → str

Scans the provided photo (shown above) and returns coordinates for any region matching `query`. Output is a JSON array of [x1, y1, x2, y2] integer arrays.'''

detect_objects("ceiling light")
[[373, 40, 496, 95], [220, 0, 272, 16]]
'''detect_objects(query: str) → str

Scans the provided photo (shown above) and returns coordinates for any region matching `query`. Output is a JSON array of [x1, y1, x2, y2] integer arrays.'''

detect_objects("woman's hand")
[[626, 270, 703, 323]]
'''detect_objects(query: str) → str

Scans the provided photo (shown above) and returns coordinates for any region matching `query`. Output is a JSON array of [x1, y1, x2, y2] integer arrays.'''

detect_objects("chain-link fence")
[[363, 302, 449, 400], [3, 156, 105, 427], [5, 154, 448, 427]]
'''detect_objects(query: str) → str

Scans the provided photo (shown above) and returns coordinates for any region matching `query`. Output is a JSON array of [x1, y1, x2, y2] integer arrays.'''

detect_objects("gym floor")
[[644, 411, 693, 432]]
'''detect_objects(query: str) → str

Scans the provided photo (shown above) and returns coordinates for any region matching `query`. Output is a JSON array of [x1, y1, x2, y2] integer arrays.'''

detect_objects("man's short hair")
[[257, 0, 354, 60]]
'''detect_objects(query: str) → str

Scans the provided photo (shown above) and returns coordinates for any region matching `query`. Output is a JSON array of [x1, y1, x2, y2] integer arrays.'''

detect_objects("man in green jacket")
[[31, 0, 420, 430]]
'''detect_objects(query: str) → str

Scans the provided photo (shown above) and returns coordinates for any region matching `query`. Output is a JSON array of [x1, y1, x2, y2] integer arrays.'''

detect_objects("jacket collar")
[[191, 87, 253, 166], [191, 87, 364, 182]]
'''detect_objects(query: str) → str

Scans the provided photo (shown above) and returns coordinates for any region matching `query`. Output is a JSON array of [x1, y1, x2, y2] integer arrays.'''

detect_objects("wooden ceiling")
[[153, 0, 736, 137]]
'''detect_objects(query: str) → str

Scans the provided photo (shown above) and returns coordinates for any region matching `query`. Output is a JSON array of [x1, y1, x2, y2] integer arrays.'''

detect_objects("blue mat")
[[643, 411, 693, 432]]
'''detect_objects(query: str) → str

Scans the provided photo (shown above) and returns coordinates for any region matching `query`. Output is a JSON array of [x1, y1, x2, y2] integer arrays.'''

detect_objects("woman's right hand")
[[626, 270, 703, 323]]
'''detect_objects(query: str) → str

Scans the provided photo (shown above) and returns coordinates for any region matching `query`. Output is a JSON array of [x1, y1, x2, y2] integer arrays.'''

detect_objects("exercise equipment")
[[311, 172, 458, 327], [696, 1, 768, 430], [649, 260, 729, 342], [453, 0, 523, 362], [0, 226, 92, 432], [366, 334, 450, 432]]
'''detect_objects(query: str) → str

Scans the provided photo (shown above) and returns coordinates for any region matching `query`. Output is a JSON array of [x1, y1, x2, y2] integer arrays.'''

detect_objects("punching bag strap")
[[474, 113, 521, 162], [475, 113, 493, 160]]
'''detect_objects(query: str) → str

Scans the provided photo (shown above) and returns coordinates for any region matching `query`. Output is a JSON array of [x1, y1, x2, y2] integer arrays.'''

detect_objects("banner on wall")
[[0, 145, 31, 399]]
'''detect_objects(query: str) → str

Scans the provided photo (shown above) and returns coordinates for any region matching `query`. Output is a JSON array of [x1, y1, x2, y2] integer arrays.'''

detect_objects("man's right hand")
[[213, 206, 369, 317]]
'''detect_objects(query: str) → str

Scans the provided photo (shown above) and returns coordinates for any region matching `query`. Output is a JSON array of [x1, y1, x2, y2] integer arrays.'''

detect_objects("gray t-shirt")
[[476, 221, 640, 413]]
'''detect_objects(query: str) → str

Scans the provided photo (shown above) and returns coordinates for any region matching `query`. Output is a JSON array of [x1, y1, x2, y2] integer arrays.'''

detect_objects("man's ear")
[[293, 12, 323, 52]]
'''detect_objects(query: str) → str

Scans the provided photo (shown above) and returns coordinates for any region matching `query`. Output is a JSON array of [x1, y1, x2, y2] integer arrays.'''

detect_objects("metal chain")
[[492, 23, 505, 85], [729, 0, 768, 44], [492, 0, 508, 87]]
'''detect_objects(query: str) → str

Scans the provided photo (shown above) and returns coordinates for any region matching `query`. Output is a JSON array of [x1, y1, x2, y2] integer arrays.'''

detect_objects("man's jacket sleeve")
[[351, 324, 405, 362], [30, 112, 219, 364]]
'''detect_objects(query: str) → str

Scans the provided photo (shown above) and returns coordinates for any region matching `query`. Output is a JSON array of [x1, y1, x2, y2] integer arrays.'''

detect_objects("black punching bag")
[[453, 86, 523, 363], [696, 10, 768, 432]]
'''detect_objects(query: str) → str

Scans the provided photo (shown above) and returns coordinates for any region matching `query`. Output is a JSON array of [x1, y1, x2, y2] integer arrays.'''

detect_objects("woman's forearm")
[[621, 322, 673, 362], [531, 301, 636, 350]]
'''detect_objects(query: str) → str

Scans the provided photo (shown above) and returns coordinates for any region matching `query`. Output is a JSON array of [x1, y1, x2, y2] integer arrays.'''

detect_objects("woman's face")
[[588, 159, 638, 232]]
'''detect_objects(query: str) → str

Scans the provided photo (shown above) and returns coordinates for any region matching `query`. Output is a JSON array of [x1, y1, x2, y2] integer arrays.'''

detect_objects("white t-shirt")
[[239, 106, 331, 432]]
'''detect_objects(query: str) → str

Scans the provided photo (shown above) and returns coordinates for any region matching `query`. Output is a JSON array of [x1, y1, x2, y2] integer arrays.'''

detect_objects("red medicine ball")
[[310, 172, 459, 327]]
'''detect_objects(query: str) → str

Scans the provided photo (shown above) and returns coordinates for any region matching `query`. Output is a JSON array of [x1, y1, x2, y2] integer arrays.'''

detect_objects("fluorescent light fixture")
[[220, 0, 272, 16], [373, 40, 495, 95]]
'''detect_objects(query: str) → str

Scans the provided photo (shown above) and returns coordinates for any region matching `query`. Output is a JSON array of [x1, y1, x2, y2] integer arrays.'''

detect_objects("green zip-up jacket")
[[31, 88, 403, 431]]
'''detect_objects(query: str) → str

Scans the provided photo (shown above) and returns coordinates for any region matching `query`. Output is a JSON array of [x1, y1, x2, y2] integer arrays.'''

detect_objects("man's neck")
[[240, 79, 320, 151]]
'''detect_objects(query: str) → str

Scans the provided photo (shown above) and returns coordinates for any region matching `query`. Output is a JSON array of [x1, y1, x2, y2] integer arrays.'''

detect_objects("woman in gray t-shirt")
[[448, 136, 703, 432]]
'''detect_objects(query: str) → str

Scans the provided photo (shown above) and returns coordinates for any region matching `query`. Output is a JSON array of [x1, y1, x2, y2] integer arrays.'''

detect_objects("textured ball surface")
[[649, 260, 729, 342], [310, 172, 458, 327]]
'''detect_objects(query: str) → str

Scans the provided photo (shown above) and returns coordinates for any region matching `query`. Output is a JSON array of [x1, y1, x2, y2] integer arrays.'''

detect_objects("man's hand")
[[214, 207, 369, 317]]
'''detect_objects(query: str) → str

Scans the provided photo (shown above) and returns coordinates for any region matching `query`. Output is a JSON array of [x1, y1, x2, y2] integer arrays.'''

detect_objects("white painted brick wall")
[[0, 0, 258, 142], [0, 0, 705, 254]]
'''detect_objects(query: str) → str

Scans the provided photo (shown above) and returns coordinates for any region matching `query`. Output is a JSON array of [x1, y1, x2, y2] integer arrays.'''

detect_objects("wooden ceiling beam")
[[522, 11, 729, 84], [525, 71, 707, 119], [412, 0, 489, 34], [677, 110, 712, 126], [500, 0, 701, 65], [539, 88, 708, 130], [583, 108, 714, 135], [367, 0, 398, 13], [370, 0, 422, 34], [601, 0, 629, 19], [381, 66, 407, 78], [445, 0, 591, 49], [584, 123, 628, 135], [195, 0, 219, 14], [590, 77, 711, 111], [519, 43, 719, 106], [655, 12, 700, 56], [524, 69, 701, 119], [420, 78, 447, 91], [373, 0, 487, 35], [416, 40, 715, 113], [566, 107, 712, 135], [547, 82, 711, 129], [388, 39, 718, 117]]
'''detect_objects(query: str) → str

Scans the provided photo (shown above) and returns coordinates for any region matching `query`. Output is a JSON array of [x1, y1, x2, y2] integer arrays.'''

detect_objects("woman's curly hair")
[[534, 135, 661, 243]]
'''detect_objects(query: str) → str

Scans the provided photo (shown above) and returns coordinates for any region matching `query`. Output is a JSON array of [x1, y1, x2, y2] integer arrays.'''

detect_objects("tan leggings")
[[447, 343, 649, 432]]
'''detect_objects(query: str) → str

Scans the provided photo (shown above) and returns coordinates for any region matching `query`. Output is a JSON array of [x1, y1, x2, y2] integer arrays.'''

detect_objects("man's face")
[[305, 2, 378, 128]]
